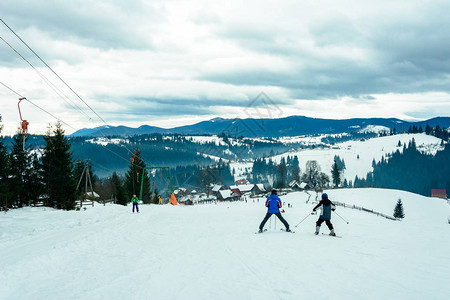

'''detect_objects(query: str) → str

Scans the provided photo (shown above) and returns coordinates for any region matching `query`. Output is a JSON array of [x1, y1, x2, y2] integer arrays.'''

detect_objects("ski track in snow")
[[1, 189, 450, 300]]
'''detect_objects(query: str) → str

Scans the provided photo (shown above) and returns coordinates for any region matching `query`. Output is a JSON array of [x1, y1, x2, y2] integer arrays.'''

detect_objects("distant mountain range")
[[71, 116, 450, 138]]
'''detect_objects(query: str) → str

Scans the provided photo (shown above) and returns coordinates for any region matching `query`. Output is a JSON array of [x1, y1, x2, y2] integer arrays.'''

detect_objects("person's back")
[[313, 193, 336, 235], [266, 194, 281, 213], [258, 190, 290, 232], [319, 199, 334, 220]]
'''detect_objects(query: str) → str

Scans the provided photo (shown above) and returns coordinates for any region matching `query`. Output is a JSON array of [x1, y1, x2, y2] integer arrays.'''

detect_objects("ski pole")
[[295, 213, 312, 228], [274, 215, 277, 230], [333, 211, 349, 224], [269, 214, 272, 228]]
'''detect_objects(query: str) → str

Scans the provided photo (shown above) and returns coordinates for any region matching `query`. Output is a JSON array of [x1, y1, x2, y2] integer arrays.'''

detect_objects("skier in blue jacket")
[[312, 193, 336, 236], [258, 190, 291, 232]]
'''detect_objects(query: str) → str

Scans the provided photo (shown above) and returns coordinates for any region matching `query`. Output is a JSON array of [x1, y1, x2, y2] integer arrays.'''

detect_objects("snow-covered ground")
[[230, 161, 253, 179], [267, 133, 444, 182], [86, 137, 129, 146], [1, 188, 449, 300]]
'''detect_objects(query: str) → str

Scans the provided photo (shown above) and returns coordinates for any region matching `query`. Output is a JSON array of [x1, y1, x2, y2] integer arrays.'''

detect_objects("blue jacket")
[[265, 194, 282, 213]]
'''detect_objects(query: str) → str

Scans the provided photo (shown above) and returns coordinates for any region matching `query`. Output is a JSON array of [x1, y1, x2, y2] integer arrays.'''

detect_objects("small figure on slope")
[[131, 194, 139, 213], [312, 193, 336, 236], [258, 190, 291, 233]]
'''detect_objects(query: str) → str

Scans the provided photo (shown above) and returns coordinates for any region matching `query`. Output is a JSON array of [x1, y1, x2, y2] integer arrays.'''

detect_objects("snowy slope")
[[268, 133, 444, 181], [1, 188, 449, 300]]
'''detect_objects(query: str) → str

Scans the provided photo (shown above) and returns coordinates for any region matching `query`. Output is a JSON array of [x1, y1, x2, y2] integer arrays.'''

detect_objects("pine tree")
[[124, 148, 151, 203], [331, 160, 341, 188], [0, 116, 11, 209], [9, 132, 42, 207], [291, 156, 300, 182], [111, 172, 127, 205], [393, 199, 405, 219], [41, 123, 77, 210], [275, 163, 287, 188], [343, 179, 348, 188]]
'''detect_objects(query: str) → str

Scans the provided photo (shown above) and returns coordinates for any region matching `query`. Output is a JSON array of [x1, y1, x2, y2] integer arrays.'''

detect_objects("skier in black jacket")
[[312, 193, 336, 236]]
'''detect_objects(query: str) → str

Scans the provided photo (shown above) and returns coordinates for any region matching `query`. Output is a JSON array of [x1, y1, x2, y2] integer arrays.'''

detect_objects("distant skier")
[[131, 194, 139, 213], [312, 193, 336, 236], [258, 190, 291, 232]]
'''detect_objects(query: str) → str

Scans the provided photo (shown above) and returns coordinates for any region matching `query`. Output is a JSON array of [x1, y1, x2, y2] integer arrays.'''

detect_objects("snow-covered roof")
[[289, 180, 299, 187], [230, 188, 242, 196], [212, 184, 223, 192], [86, 191, 100, 198], [299, 182, 309, 189], [219, 190, 233, 199], [255, 184, 266, 191], [237, 184, 254, 192]]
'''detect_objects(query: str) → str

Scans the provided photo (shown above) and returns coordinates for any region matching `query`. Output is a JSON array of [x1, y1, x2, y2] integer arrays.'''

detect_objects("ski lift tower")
[[139, 166, 173, 202], [76, 160, 95, 207]]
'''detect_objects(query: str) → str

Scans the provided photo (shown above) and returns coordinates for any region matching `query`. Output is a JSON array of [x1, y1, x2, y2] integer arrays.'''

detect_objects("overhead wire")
[[0, 18, 150, 167], [0, 35, 94, 121], [0, 81, 76, 131], [0, 18, 108, 125], [0, 81, 140, 168]]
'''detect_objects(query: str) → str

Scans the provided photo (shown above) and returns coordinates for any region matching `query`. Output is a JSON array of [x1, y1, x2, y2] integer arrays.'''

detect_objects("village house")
[[217, 189, 240, 201], [431, 189, 447, 199], [251, 184, 268, 196]]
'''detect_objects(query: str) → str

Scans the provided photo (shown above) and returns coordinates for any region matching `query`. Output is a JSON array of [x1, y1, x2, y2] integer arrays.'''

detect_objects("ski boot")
[[329, 229, 336, 236], [315, 226, 320, 235]]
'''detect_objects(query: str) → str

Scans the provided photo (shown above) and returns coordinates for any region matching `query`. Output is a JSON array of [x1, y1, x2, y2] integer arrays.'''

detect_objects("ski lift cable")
[[0, 19, 150, 166], [1, 81, 146, 170], [0, 18, 108, 125], [0, 35, 94, 121], [0, 81, 76, 131], [0, 81, 140, 167]]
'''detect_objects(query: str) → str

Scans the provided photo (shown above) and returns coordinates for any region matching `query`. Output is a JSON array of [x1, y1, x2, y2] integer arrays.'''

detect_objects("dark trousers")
[[133, 202, 139, 213], [316, 218, 333, 230], [259, 212, 289, 230]]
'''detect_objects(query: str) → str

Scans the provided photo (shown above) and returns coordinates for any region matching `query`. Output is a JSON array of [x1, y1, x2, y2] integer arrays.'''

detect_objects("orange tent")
[[169, 193, 178, 205]]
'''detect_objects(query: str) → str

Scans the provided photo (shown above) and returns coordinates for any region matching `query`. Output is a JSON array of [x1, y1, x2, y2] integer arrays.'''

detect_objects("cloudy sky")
[[1, 0, 450, 135]]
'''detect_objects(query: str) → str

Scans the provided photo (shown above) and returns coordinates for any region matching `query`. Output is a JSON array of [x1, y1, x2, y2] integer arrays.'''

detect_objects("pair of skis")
[[320, 233, 342, 238], [255, 228, 295, 234], [255, 229, 342, 238]]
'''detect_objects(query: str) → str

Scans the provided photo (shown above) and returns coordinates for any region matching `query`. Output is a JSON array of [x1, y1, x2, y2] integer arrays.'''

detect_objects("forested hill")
[[357, 140, 450, 196]]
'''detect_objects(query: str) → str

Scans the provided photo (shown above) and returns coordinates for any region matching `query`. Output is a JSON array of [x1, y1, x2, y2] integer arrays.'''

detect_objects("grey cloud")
[[200, 2, 450, 100], [0, 0, 164, 51], [308, 14, 363, 47], [128, 96, 271, 110], [106, 100, 213, 118]]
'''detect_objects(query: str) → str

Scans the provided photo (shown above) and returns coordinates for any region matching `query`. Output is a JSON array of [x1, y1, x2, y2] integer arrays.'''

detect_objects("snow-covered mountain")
[[70, 116, 450, 137], [1, 188, 449, 299]]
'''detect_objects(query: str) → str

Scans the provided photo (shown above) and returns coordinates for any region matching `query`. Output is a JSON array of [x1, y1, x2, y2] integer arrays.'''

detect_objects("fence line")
[[333, 201, 399, 221]]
